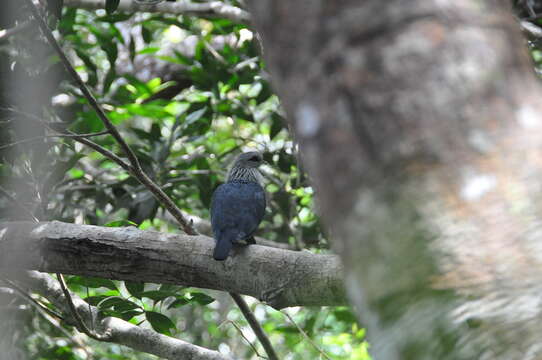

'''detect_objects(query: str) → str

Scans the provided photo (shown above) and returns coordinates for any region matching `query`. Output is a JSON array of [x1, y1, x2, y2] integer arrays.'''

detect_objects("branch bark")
[[63, 0, 250, 24], [14, 270, 231, 360], [0, 221, 346, 309]]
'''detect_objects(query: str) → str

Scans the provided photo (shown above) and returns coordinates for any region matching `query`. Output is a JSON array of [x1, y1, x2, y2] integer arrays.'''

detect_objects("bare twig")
[[219, 320, 265, 359], [233, 57, 260, 72], [11, 112, 133, 172], [281, 310, 331, 360], [230, 293, 278, 360], [0, 130, 110, 151], [56, 273, 112, 341], [0, 185, 39, 222], [1, 279, 65, 321]]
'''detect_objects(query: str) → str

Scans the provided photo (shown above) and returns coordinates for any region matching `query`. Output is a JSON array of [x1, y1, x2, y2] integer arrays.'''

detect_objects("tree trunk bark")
[[249, 1, 542, 358]]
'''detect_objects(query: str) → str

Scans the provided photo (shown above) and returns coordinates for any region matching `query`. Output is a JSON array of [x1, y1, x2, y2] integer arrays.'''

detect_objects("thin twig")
[[4, 106, 133, 173], [204, 40, 227, 64], [0, 131, 110, 151], [233, 57, 260, 72], [230, 293, 279, 360], [56, 273, 112, 341], [219, 319, 265, 359], [0, 185, 40, 222], [1, 279, 65, 321], [281, 310, 332, 360]]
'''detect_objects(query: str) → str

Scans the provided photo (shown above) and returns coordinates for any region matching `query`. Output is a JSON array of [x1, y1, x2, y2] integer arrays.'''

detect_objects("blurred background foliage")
[[0, 2, 368, 359]]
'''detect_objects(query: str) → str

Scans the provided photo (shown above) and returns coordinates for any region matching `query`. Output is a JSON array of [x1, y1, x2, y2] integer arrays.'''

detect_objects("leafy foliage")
[[0, 3, 367, 360]]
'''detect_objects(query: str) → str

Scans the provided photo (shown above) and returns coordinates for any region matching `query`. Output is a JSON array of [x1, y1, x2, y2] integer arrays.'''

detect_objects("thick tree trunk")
[[250, 0, 542, 359]]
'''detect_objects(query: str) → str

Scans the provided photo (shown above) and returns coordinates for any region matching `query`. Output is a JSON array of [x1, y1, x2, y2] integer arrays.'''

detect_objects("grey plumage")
[[210, 152, 266, 261]]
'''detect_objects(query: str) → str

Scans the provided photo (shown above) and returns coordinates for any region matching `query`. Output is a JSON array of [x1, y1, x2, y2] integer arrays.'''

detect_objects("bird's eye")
[[249, 156, 260, 162]]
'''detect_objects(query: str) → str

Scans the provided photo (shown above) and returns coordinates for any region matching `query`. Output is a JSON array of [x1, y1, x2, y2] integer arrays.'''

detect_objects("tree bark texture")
[[63, 0, 250, 24], [250, 0, 542, 359], [0, 221, 345, 309]]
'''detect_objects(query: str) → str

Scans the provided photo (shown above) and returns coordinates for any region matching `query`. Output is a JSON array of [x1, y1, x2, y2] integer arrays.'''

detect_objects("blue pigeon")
[[210, 152, 266, 260]]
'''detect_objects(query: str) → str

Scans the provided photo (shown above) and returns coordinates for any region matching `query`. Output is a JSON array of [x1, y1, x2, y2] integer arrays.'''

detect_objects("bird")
[[210, 151, 266, 261]]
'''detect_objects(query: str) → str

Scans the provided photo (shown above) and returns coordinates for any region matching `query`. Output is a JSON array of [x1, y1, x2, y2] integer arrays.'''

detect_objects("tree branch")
[[0, 221, 346, 309], [521, 20, 542, 39], [230, 292, 278, 360], [63, 0, 251, 25], [13, 270, 232, 360]]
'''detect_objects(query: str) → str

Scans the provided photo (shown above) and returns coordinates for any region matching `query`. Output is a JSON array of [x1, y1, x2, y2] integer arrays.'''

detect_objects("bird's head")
[[233, 151, 264, 169], [227, 151, 265, 183]]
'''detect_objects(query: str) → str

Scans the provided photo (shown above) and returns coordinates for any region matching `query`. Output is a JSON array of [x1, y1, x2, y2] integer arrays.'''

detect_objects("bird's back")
[[210, 180, 265, 259]]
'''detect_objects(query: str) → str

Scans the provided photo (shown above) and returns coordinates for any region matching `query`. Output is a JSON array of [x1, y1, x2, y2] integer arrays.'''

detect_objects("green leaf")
[[189, 292, 215, 305], [97, 296, 133, 310], [185, 92, 210, 103], [137, 47, 160, 55], [145, 311, 176, 335], [141, 290, 175, 303], [58, 8, 76, 35], [84, 295, 109, 306], [185, 107, 207, 125], [141, 25, 152, 43], [278, 150, 294, 173], [67, 276, 117, 290], [103, 67, 116, 94], [167, 297, 190, 309], [105, 0, 120, 14], [125, 281, 145, 299], [97, 13, 132, 22], [239, 82, 262, 98], [270, 113, 284, 139], [333, 308, 357, 323], [74, 49, 98, 86], [120, 310, 144, 321], [104, 220, 138, 227], [275, 325, 299, 334], [112, 299, 141, 313], [129, 35, 136, 63]]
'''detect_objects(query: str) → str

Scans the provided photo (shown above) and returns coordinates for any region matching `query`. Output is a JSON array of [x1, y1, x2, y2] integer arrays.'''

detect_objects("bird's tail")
[[213, 237, 234, 261]]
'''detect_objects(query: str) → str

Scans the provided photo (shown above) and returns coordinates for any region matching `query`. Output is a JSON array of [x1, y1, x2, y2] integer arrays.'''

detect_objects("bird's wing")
[[210, 182, 266, 241]]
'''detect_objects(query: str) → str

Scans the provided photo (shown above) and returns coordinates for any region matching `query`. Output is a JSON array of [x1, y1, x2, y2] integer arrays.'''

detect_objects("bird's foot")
[[245, 236, 256, 245]]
